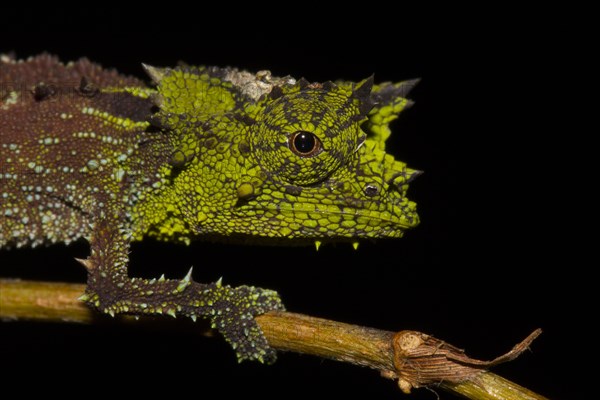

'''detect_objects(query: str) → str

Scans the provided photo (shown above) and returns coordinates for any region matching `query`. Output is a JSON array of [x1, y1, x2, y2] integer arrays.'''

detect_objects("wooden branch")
[[0, 279, 547, 400]]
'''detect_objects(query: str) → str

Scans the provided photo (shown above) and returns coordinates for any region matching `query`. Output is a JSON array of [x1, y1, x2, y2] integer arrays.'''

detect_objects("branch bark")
[[0, 279, 547, 400]]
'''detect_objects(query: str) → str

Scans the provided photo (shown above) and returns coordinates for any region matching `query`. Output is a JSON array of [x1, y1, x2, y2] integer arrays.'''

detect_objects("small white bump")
[[87, 160, 99, 170]]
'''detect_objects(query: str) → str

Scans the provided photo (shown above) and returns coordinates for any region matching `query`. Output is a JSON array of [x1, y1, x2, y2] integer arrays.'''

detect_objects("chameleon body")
[[0, 54, 419, 363]]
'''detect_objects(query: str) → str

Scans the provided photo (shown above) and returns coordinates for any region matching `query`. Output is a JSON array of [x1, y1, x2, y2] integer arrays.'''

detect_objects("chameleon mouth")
[[242, 199, 419, 238]]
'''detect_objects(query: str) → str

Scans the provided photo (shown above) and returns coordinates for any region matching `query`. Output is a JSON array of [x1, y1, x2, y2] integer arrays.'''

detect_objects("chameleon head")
[[245, 78, 420, 240], [148, 66, 420, 243]]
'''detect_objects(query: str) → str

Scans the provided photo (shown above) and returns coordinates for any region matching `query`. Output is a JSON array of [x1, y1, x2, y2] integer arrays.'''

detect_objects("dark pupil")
[[294, 131, 316, 154]]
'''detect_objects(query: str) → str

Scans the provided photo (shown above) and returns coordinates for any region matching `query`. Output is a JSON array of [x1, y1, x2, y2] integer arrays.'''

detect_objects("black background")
[[1, 9, 583, 400]]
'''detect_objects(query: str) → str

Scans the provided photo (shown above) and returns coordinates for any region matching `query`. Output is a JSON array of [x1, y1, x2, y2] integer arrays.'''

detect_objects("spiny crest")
[[142, 63, 419, 191], [142, 64, 414, 144], [351, 75, 376, 117], [260, 75, 375, 122], [143, 64, 297, 115], [261, 73, 418, 153], [363, 78, 419, 148]]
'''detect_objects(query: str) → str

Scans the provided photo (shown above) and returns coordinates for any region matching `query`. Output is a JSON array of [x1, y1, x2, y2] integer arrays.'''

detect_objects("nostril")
[[364, 184, 380, 197]]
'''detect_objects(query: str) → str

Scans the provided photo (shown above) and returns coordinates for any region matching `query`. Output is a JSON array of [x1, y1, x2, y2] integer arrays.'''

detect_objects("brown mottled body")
[[0, 54, 164, 247], [0, 54, 285, 363]]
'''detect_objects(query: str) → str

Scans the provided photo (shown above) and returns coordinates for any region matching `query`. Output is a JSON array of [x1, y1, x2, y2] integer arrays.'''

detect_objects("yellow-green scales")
[[0, 54, 419, 362]]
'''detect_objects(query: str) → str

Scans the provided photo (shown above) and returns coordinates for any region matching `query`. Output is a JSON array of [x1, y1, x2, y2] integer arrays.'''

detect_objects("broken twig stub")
[[389, 329, 542, 394]]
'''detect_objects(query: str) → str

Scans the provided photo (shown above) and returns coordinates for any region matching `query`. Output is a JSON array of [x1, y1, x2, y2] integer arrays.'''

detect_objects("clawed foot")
[[84, 269, 285, 363], [198, 283, 284, 363]]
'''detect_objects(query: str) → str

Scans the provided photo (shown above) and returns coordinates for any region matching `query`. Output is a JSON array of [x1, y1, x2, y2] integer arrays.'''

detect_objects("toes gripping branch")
[[78, 219, 284, 363], [82, 267, 284, 363]]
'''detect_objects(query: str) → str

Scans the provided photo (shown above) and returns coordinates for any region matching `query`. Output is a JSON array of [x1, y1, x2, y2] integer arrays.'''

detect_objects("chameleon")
[[0, 53, 420, 364]]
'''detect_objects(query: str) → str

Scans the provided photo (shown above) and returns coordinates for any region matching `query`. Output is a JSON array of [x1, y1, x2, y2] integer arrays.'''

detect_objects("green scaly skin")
[[0, 54, 420, 363]]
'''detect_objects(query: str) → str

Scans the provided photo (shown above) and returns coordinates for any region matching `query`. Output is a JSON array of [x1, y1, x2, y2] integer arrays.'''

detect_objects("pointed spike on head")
[[190, 315, 197, 323], [353, 75, 375, 101], [353, 75, 376, 116], [395, 78, 421, 97], [352, 241, 359, 250], [322, 81, 337, 91], [391, 169, 423, 186], [315, 240, 322, 251], [390, 168, 424, 187], [215, 277, 223, 288], [369, 79, 419, 117], [297, 77, 310, 89], [405, 169, 424, 184], [166, 309, 177, 318], [78, 293, 90, 302], [158, 274, 166, 282], [142, 64, 168, 84]]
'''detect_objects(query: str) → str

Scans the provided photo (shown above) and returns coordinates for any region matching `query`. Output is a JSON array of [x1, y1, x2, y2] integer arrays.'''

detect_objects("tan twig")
[[0, 279, 547, 400]]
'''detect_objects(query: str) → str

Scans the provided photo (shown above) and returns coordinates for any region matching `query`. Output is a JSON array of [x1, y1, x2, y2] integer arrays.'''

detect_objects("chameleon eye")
[[289, 131, 322, 157], [252, 88, 362, 186]]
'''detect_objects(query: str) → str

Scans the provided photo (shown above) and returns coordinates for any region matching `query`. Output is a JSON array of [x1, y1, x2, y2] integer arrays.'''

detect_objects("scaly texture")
[[0, 54, 419, 362]]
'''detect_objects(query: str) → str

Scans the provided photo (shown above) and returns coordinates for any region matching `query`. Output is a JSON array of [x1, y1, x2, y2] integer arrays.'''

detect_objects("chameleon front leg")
[[79, 217, 284, 363]]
